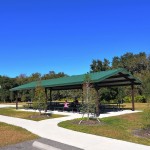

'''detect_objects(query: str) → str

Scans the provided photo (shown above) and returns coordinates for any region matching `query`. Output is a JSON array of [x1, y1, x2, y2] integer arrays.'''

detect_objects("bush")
[[124, 96, 131, 103], [123, 95, 146, 103], [21, 95, 27, 102], [135, 95, 146, 103]]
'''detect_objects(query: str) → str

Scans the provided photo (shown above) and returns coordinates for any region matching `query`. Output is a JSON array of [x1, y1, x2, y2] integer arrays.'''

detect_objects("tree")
[[103, 58, 110, 70], [33, 82, 47, 115], [137, 70, 150, 102], [111, 52, 150, 101], [15, 74, 28, 85], [79, 74, 100, 124], [0, 76, 16, 102], [112, 56, 121, 68], [112, 52, 148, 74], [28, 73, 41, 82], [90, 59, 110, 73], [100, 87, 118, 102], [42, 71, 66, 80]]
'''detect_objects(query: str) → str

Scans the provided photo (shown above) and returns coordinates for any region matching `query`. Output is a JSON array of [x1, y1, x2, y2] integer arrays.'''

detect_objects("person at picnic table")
[[75, 99, 79, 105], [73, 98, 79, 106], [64, 100, 69, 110], [71, 99, 78, 107]]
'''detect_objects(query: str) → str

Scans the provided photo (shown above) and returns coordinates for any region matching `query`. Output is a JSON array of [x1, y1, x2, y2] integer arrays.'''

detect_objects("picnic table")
[[47, 101, 81, 112], [101, 103, 126, 111], [26, 102, 33, 108]]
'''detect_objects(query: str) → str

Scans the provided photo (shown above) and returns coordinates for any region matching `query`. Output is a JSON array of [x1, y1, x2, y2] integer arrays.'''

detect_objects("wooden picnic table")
[[101, 103, 126, 111], [26, 102, 33, 108], [47, 101, 81, 112]]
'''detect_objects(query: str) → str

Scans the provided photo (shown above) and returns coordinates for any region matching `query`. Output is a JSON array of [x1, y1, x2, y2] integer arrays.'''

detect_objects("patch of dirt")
[[133, 127, 150, 138], [71, 119, 104, 126]]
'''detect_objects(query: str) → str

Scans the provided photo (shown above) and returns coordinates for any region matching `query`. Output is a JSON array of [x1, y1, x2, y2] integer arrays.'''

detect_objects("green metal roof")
[[10, 68, 141, 91]]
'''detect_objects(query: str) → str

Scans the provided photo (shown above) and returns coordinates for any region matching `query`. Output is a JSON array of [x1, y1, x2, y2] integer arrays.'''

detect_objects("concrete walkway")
[[0, 106, 149, 150], [0, 104, 16, 108]]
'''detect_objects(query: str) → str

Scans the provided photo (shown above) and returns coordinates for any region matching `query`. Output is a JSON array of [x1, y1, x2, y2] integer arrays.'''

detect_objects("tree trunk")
[[94, 84, 100, 117], [131, 84, 135, 111]]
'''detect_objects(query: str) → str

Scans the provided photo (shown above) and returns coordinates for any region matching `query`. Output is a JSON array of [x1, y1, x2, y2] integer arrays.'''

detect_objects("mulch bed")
[[71, 119, 104, 126], [29, 113, 52, 119]]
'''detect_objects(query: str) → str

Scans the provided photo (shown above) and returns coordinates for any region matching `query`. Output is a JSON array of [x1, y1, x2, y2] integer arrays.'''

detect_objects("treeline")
[[0, 52, 150, 103]]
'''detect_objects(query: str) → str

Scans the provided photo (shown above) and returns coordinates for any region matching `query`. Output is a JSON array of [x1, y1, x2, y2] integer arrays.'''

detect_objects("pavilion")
[[10, 68, 141, 113]]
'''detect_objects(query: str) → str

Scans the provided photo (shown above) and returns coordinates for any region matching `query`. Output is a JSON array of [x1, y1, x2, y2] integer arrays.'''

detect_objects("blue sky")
[[0, 0, 150, 77]]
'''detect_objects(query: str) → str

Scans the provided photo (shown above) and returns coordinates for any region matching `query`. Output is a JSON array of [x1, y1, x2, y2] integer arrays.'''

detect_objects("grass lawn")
[[124, 103, 149, 110], [0, 122, 38, 147], [58, 104, 150, 146], [0, 108, 66, 121]]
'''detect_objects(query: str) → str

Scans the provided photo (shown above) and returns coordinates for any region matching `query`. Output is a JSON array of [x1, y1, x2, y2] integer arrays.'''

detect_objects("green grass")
[[58, 110, 150, 146], [0, 108, 66, 121], [0, 122, 38, 147]]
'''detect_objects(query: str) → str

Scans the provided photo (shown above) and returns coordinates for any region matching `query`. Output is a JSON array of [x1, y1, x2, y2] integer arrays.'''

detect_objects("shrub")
[[135, 95, 146, 103], [124, 96, 131, 103], [21, 94, 27, 102], [123, 95, 146, 103]]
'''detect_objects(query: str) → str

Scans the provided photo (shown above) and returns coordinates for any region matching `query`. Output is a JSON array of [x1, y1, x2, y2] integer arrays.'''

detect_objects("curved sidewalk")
[[0, 110, 149, 150]]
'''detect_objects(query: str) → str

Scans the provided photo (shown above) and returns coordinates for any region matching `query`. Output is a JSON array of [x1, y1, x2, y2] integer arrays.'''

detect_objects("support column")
[[131, 84, 135, 111], [15, 91, 18, 110]]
